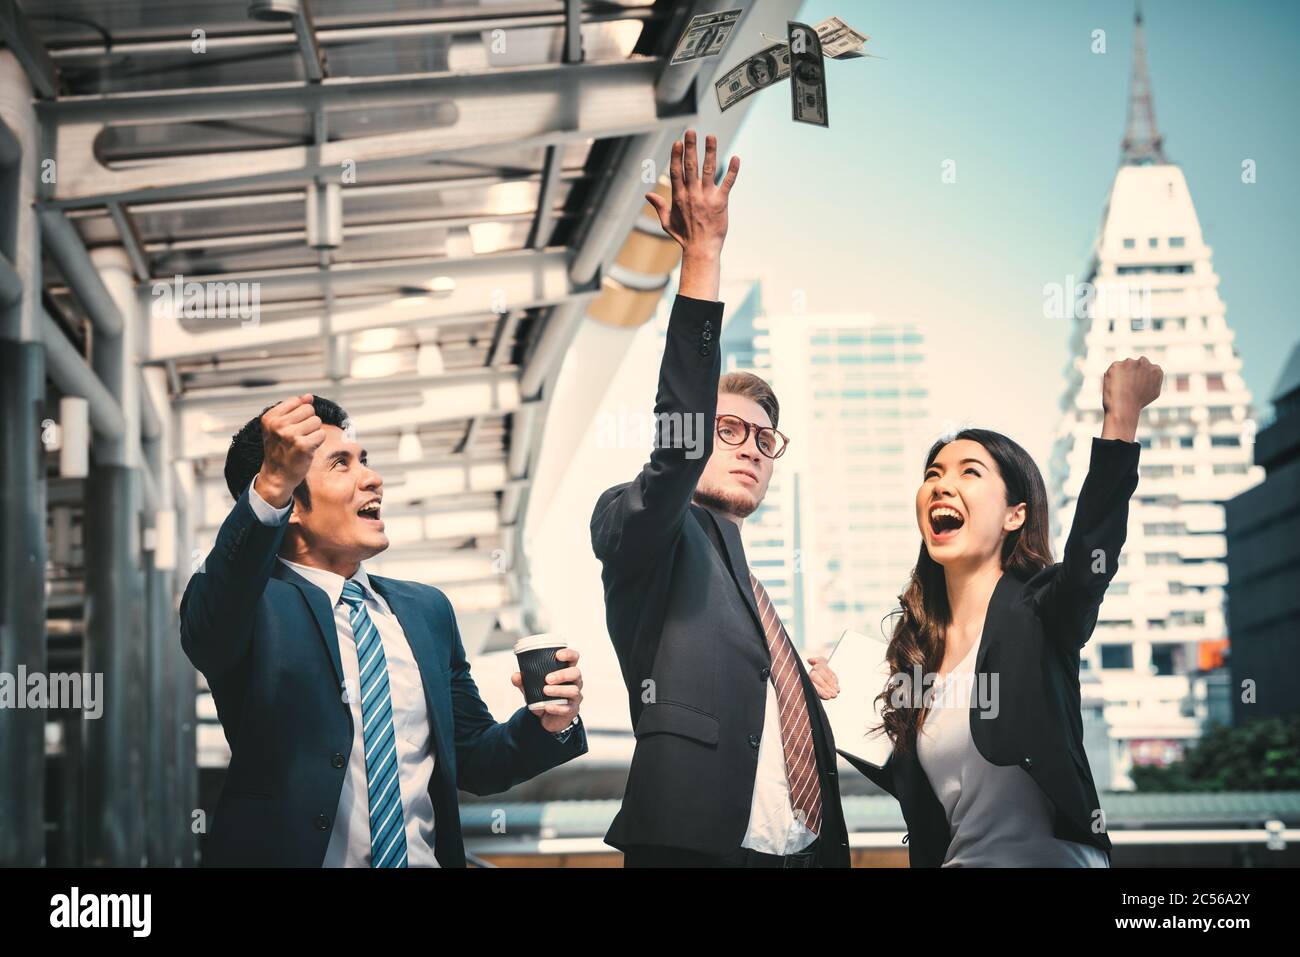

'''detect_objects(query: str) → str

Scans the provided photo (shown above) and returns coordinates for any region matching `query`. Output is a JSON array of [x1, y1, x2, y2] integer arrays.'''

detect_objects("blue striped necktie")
[[339, 578, 408, 868]]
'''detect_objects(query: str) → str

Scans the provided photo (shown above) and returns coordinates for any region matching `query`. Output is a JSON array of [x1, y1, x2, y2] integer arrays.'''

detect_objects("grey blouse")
[[916, 635, 1109, 868]]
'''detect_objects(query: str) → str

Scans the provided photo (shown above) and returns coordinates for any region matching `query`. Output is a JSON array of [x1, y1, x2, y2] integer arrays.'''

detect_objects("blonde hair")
[[719, 371, 779, 428]]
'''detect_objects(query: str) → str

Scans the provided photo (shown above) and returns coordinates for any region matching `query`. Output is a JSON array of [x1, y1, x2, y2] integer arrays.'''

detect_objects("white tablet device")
[[820, 628, 894, 769]]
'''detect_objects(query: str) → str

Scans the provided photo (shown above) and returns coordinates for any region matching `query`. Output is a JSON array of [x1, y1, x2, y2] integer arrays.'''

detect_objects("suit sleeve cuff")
[[672, 293, 725, 318], [667, 293, 724, 356], [517, 705, 588, 758], [246, 479, 293, 526], [675, 292, 724, 307], [1090, 435, 1141, 460]]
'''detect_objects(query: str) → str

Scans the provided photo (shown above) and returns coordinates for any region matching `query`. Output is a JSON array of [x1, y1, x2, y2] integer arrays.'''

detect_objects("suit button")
[[699, 347, 711, 357], [748, 734, 760, 750], [314, 814, 329, 831], [702, 329, 712, 341], [1021, 756, 1034, 769], [759, 667, 771, 681], [331, 753, 345, 769]]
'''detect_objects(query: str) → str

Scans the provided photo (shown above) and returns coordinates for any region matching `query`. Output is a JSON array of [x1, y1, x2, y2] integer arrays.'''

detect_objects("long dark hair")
[[875, 428, 1053, 755]]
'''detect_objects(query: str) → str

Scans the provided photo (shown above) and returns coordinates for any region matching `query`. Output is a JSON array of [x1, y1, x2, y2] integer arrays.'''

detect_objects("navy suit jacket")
[[180, 488, 587, 866]]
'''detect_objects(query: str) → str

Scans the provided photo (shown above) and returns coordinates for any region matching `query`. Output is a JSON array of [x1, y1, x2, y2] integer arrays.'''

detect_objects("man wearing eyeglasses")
[[589, 130, 850, 868]]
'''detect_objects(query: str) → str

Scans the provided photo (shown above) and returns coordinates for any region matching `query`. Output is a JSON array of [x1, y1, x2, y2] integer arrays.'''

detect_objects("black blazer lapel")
[[696, 505, 767, 642], [972, 570, 1021, 678], [274, 562, 345, 687]]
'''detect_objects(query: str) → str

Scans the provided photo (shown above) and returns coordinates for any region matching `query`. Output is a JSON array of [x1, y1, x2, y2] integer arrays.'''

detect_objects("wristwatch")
[[552, 714, 581, 744]]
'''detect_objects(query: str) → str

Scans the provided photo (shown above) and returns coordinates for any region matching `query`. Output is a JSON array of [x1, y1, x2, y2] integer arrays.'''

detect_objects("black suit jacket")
[[181, 489, 588, 866], [590, 293, 850, 866], [842, 436, 1140, 867]]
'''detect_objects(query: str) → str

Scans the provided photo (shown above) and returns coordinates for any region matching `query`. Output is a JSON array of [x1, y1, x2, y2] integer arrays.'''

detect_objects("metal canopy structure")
[[0, 0, 789, 865], [23, 0, 725, 649]]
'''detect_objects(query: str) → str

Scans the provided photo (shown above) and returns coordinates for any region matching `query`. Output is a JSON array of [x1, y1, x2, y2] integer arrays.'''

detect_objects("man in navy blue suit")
[[182, 393, 587, 867]]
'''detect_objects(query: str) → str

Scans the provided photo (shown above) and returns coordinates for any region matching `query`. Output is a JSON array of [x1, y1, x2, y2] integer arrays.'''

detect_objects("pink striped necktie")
[[749, 571, 823, 837]]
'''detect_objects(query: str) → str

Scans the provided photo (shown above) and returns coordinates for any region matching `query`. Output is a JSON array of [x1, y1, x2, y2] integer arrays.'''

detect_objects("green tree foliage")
[[1131, 717, 1300, 792]]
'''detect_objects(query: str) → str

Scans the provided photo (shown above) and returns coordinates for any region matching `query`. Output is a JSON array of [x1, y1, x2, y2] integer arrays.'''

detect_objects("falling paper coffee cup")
[[513, 634, 568, 712]]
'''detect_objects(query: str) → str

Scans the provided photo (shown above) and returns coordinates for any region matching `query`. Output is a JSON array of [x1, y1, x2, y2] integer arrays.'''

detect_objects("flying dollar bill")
[[669, 9, 742, 65], [788, 20, 828, 127], [761, 15, 870, 60], [815, 15, 870, 59], [714, 41, 792, 112]]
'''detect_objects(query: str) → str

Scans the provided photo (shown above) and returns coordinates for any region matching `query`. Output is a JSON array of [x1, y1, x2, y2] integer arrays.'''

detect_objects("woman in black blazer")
[[811, 356, 1163, 867]]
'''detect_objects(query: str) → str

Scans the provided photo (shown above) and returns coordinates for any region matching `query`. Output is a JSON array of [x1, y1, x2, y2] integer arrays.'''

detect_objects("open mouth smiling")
[[928, 503, 965, 541]]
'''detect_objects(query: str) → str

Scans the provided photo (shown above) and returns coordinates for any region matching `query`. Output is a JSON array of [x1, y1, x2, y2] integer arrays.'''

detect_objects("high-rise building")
[[1049, 10, 1264, 789], [1225, 341, 1300, 724], [768, 312, 929, 654]]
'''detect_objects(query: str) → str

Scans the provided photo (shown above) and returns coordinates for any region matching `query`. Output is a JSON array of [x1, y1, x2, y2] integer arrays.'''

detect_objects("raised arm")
[[1033, 357, 1163, 651], [179, 395, 324, 677], [589, 129, 740, 577]]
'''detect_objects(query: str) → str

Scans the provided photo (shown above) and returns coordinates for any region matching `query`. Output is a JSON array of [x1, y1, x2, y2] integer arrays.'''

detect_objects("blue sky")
[[721, 0, 1300, 469]]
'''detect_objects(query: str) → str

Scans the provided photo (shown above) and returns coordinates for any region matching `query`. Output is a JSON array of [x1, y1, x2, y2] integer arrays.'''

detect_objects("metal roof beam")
[[39, 57, 662, 126], [47, 4, 655, 59], [50, 117, 672, 211], [292, 2, 328, 83], [38, 208, 126, 336], [142, 248, 595, 361], [563, 0, 584, 64], [39, 308, 125, 438], [41, 59, 672, 208], [526, 144, 564, 251], [106, 203, 151, 282], [0, 249, 20, 307], [144, 209, 537, 254], [0, 0, 57, 99], [176, 365, 517, 411]]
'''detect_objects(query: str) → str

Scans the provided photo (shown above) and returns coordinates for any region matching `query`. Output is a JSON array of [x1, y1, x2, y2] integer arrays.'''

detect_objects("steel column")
[[0, 48, 46, 866]]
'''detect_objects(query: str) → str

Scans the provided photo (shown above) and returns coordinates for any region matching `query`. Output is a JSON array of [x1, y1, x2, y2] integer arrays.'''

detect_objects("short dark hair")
[[224, 396, 350, 507], [719, 371, 779, 428]]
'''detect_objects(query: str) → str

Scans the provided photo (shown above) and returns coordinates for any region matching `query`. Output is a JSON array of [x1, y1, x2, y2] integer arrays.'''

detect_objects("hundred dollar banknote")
[[788, 21, 828, 127], [761, 14, 870, 60], [714, 41, 792, 112], [814, 15, 869, 59], [669, 9, 742, 65]]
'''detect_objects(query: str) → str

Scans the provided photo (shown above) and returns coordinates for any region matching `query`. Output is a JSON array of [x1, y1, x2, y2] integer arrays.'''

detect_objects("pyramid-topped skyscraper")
[[1049, 7, 1264, 790]]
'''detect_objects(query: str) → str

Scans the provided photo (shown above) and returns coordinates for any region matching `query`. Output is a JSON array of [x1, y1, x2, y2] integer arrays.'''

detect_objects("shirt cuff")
[[247, 478, 292, 526]]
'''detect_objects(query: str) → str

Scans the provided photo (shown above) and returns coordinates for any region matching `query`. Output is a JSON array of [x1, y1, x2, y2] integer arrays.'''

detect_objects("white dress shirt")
[[701, 511, 817, 858], [740, 620, 818, 856], [247, 481, 440, 867]]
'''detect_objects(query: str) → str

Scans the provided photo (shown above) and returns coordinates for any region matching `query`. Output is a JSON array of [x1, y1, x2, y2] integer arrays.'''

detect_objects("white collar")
[[279, 558, 375, 608]]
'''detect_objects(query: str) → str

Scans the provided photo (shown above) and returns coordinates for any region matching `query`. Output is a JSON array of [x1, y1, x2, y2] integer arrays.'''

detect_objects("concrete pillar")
[[141, 366, 187, 865], [0, 49, 47, 866], [0, 343, 47, 865], [83, 246, 147, 865], [173, 460, 200, 865]]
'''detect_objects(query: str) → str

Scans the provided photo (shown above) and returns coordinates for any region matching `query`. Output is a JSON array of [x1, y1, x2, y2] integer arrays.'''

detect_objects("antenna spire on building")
[[1120, 3, 1169, 166]]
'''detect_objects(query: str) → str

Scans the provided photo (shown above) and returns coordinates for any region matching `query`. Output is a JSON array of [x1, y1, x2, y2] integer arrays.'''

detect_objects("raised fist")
[[1103, 356, 1164, 418], [254, 394, 326, 507]]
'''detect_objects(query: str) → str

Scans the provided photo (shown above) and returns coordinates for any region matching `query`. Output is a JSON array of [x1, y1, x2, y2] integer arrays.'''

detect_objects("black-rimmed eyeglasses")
[[715, 414, 790, 459]]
